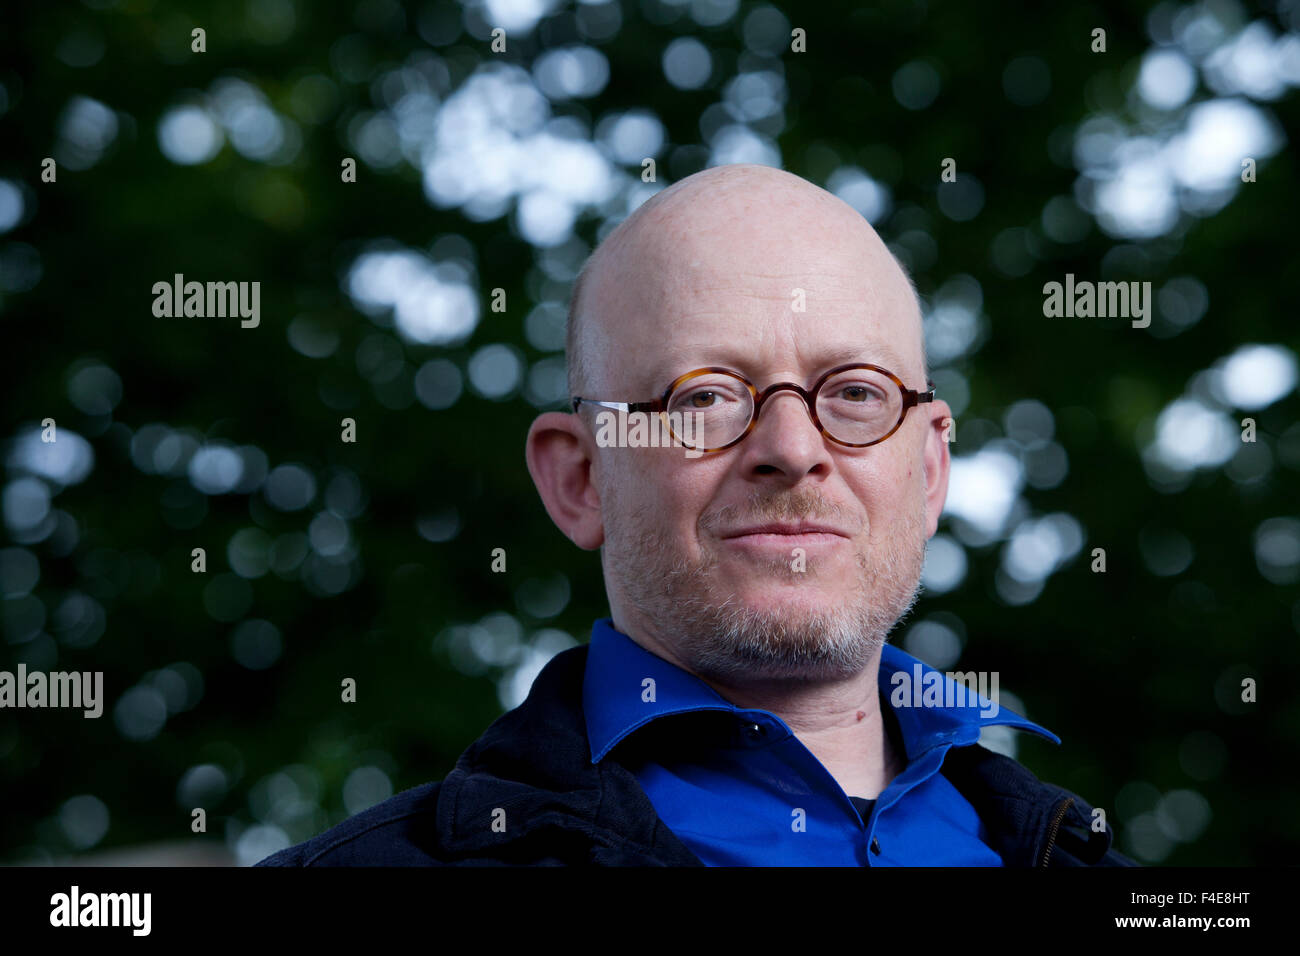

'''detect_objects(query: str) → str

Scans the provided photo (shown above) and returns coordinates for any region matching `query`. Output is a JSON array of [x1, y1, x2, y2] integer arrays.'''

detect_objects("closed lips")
[[722, 524, 849, 537]]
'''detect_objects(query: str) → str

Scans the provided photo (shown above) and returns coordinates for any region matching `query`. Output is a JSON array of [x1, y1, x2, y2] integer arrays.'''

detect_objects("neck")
[[619, 617, 904, 799], [697, 655, 902, 799]]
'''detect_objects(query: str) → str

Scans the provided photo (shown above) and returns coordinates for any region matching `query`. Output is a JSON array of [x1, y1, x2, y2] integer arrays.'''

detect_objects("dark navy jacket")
[[256, 643, 1136, 867]]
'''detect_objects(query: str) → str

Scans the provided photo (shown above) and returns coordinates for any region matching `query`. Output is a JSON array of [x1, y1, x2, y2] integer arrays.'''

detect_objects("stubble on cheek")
[[607, 481, 922, 670], [608, 484, 857, 601]]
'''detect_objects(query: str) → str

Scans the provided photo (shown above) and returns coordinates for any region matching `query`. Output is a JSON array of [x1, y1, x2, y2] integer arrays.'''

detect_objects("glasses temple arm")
[[572, 398, 661, 413]]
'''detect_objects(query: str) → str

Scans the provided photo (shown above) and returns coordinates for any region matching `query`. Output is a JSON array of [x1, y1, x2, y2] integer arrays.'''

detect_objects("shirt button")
[[870, 838, 882, 855], [743, 722, 766, 743]]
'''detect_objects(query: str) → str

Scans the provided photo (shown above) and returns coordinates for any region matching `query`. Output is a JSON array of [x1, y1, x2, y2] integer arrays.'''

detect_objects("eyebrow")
[[642, 344, 914, 392]]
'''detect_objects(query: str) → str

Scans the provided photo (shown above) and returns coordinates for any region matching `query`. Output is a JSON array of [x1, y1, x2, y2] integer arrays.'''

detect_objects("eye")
[[669, 377, 748, 413], [837, 383, 885, 403]]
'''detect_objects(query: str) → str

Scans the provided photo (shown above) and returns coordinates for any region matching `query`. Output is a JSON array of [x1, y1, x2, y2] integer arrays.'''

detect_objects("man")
[[258, 163, 1133, 867]]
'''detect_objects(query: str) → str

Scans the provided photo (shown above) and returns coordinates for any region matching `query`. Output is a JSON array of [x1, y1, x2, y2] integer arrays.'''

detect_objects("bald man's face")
[[529, 170, 952, 686]]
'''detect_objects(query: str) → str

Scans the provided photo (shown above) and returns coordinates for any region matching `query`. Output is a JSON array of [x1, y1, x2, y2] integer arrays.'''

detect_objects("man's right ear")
[[525, 412, 605, 550]]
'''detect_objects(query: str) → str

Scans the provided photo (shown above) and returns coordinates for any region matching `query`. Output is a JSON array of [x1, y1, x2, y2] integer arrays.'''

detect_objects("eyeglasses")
[[571, 364, 936, 453]]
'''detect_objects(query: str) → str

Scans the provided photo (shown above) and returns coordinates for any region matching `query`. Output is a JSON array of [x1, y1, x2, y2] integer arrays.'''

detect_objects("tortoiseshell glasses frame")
[[571, 363, 937, 453]]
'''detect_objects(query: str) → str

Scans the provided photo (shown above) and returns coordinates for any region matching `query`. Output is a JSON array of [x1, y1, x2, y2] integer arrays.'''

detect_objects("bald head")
[[566, 164, 927, 400], [528, 163, 955, 696]]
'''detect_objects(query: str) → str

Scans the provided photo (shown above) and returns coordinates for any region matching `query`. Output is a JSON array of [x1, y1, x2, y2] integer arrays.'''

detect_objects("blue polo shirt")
[[582, 617, 1060, 866]]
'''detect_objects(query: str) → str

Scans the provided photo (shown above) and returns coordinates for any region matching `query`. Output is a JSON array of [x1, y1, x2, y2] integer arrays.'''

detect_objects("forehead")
[[642, 341, 914, 392], [582, 212, 923, 392]]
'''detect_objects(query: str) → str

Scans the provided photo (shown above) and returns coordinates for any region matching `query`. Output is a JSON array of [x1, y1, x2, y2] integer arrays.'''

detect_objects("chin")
[[716, 559, 852, 593], [721, 581, 850, 619]]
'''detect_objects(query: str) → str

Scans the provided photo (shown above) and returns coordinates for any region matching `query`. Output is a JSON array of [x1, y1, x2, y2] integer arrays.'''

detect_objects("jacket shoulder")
[[254, 646, 605, 868], [254, 781, 447, 866]]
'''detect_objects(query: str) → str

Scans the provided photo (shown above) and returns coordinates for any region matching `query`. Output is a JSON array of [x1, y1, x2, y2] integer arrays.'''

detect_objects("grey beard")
[[606, 488, 927, 685]]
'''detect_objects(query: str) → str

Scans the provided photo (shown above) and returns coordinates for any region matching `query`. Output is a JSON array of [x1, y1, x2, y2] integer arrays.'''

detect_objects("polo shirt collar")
[[582, 617, 1059, 765]]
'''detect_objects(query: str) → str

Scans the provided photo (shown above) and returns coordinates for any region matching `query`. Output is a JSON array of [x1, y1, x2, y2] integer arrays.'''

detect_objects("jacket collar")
[[436, 644, 703, 864], [940, 742, 1117, 866]]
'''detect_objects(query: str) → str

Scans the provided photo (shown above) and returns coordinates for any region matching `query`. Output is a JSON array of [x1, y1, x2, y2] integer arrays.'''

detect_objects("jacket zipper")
[[1038, 797, 1074, 867]]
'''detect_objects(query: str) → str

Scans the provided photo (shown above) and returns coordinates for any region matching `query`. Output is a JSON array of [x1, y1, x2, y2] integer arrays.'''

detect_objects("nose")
[[736, 387, 832, 483]]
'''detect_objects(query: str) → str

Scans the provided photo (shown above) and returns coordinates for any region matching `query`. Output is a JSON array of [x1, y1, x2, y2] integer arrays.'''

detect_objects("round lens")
[[815, 368, 903, 445], [665, 372, 754, 449]]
